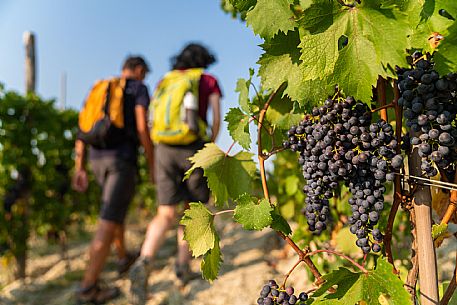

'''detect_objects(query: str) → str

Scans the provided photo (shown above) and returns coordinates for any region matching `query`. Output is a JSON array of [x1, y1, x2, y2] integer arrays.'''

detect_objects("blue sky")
[[0, 0, 263, 150]]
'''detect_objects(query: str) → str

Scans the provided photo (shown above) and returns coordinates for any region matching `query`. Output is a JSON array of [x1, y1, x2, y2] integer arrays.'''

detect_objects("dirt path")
[[0, 214, 309, 305], [1, 213, 456, 305]]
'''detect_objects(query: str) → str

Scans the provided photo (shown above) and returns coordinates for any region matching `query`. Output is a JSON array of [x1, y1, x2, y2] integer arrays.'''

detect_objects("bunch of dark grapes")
[[257, 280, 308, 305], [397, 52, 457, 178], [283, 96, 403, 253]]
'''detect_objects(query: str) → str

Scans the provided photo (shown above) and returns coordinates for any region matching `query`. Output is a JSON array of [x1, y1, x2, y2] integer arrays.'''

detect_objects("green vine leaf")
[[435, 21, 457, 74], [201, 236, 223, 282], [225, 107, 251, 150], [258, 30, 334, 106], [267, 96, 303, 131], [270, 209, 292, 236], [185, 143, 257, 206], [311, 258, 410, 305], [407, 0, 457, 53], [246, 0, 296, 39], [180, 202, 217, 257], [297, 1, 410, 102], [234, 194, 273, 230], [432, 223, 449, 247], [235, 71, 254, 113]]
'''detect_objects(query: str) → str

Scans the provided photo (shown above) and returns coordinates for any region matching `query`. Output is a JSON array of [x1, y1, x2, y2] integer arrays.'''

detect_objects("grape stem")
[[384, 80, 402, 273], [264, 146, 287, 159], [305, 249, 368, 274], [257, 83, 325, 286], [370, 103, 393, 114]]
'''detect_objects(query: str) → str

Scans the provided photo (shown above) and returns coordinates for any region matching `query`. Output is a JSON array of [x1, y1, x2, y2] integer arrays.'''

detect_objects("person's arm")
[[72, 139, 89, 192], [135, 105, 155, 183], [209, 92, 221, 142]]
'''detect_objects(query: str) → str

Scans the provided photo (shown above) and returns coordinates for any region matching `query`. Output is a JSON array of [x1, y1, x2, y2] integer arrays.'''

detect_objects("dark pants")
[[155, 141, 209, 205], [90, 156, 137, 224]]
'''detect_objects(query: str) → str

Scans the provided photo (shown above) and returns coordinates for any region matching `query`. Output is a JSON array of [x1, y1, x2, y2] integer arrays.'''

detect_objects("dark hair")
[[122, 55, 150, 73], [171, 43, 216, 70]]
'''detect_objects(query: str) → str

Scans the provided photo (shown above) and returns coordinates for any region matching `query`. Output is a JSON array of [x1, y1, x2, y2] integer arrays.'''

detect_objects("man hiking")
[[73, 56, 154, 304]]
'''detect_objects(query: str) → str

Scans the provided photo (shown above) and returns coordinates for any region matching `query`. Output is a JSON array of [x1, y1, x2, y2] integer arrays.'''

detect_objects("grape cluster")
[[257, 280, 308, 305], [283, 95, 403, 253], [397, 52, 457, 178]]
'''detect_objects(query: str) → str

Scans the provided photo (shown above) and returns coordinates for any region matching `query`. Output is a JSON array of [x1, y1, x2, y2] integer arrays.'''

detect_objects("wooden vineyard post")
[[409, 131, 439, 305], [24, 31, 36, 94], [13, 31, 37, 279]]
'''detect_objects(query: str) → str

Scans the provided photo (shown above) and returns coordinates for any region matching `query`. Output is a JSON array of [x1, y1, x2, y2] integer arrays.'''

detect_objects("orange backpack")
[[78, 78, 126, 147]]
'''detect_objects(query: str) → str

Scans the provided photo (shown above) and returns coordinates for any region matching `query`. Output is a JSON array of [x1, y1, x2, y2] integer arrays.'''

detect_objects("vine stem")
[[376, 77, 388, 121], [214, 209, 235, 216], [440, 253, 457, 305], [384, 80, 402, 273], [225, 140, 237, 156], [282, 258, 303, 288], [306, 249, 368, 274], [257, 83, 325, 286], [440, 170, 457, 225]]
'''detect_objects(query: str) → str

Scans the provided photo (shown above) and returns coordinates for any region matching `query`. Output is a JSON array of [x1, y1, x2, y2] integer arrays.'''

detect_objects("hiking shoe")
[[117, 251, 140, 276], [75, 282, 120, 305], [128, 257, 151, 305], [175, 263, 201, 286]]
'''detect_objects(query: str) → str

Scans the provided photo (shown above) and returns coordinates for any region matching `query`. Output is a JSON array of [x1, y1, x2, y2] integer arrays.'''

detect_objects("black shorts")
[[155, 141, 210, 205], [90, 156, 137, 224]]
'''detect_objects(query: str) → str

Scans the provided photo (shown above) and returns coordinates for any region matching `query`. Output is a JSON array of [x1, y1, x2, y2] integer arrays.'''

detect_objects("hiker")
[[72, 56, 154, 304], [129, 43, 222, 304]]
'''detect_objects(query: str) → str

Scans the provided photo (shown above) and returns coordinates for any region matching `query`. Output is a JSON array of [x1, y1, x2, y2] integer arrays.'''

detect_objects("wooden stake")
[[409, 131, 439, 305], [24, 31, 36, 94]]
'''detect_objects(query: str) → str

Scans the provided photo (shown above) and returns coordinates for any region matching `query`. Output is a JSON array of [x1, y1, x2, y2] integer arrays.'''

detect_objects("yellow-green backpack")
[[150, 68, 207, 145]]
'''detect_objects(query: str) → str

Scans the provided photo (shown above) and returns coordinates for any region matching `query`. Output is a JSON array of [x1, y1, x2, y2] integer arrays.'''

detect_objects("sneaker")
[[75, 282, 120, 305], [117, 251, 140, 276], [128, 257, 151, 305], [175, 263, 201, 286]]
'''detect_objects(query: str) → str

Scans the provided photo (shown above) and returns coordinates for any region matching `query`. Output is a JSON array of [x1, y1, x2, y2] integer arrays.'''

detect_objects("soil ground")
[[0, 212, 456, 305]]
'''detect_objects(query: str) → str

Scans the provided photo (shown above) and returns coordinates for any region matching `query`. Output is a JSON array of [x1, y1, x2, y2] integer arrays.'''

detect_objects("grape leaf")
[[266, 91, 303, 130], [258, 30, 334, 105], [225, 107, 251, 150], [435, 21, 457, 74], [201, 236, 223, 282], [230, 0, 257, 12], [270, 209, 292, 235], [407, 0, 457, 53], [312, 258, 410, 305], [185, 143, 257, 206], [235, 70, 254, 113], [298, 1, 410, 102], [432, 223, 449, 247], [234, 194, 273, 230], [180, 202, 216, 257], [246, 0, 296, 39], [299, 29, 341, 81]]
